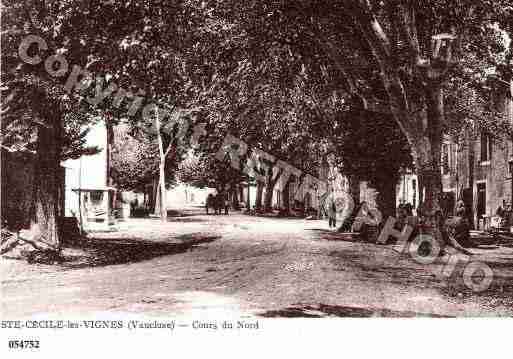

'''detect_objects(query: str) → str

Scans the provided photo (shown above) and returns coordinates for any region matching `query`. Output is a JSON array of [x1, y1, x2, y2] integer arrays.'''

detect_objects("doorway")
[[462, 188, 474, 228], [477, 182, 486, 229]]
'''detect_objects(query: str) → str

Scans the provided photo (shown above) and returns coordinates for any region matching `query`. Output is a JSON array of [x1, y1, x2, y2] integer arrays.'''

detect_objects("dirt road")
[[2, 210, 513, 318]]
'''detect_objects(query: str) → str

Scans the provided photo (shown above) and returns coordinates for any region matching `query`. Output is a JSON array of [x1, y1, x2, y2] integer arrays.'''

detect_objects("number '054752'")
[[8, 340, 40, 349]]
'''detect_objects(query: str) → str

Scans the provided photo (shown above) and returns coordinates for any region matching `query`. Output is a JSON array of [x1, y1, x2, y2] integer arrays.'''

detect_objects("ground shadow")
[[61, 234, 219, 269], [305, 228, 361, 242], [138, 209, 201, 219], [258, 303, 451, 318], [166, 209, 242, 220], [166, 217, 209, 223]]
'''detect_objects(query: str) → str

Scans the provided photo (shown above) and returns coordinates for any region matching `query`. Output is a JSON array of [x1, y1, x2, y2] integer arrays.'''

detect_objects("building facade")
[[397, 94, 513, 229]]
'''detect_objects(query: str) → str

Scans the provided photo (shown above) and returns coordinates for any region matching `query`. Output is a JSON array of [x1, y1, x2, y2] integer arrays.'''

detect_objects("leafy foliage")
[[111, 124, 181, 192]]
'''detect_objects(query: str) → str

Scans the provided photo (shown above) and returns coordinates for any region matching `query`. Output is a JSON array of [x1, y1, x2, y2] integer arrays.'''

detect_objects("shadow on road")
[[305, 228, 361, 242], [166, 217, 209, 223], [258, 303, 451, 318], [62, 234, 219, 269]]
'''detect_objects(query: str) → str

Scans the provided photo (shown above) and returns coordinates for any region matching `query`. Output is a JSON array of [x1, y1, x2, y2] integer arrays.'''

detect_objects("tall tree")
[[208, 0, 512, 249]]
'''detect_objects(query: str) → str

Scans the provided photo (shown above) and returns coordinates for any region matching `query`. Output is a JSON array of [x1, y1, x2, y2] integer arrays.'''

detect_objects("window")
[[477, 182, 486, 217], [90, 191, 104, 203], [442, 144, 450, 174], [412, 179, 417, 209], [441, 142, 459, 174], [453, 143, 458, 173], [480, 133, 492, 163]]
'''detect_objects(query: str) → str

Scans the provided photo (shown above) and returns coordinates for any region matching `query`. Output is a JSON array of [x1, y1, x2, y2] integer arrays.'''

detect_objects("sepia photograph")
[[1, 0, 513, 357]]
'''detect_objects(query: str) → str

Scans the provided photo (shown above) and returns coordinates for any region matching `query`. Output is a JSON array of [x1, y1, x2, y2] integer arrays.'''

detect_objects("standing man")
[[215, 190, 223, 215], [224, 189, 230, 215], [325, 186, 337, 229], [206, 193, 213, 215], [328, 198, 337, 229]]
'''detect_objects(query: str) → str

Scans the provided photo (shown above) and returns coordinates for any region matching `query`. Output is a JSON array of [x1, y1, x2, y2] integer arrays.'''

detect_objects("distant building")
[[62, 122, 121, 229], [396, 170, 418, 215], [61, 122, 109, 217], [165, 182, 216, 209]]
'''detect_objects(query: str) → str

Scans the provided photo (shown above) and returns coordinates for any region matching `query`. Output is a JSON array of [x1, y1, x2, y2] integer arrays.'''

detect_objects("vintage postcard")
[[1, 1, 513, 357]]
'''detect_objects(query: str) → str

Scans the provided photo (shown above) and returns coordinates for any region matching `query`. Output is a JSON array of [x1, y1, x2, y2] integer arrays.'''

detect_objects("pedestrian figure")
[[206, 193, 214, 215], [404, 202, 413, 216], [446, 203, 473, 248], [215, 192, 224, 215], [328, 198, 337, 229], [205, 194, 210, 214], [394, 204, 407, 231], [339, 201, 363, 232], [224, 192, 230, 215]]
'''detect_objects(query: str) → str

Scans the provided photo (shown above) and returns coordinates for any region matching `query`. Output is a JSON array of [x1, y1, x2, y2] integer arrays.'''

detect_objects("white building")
[[396, 171, 419, 215], [61, 122, 109, 217], [165, 182, 216, 209]]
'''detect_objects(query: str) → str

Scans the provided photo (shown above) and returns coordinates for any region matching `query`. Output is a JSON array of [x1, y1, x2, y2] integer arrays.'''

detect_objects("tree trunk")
[[467, 131, 475, 229], [282, 180, 291, 213], [255, 181, 263, 209], [155, 113, 167, 221], [263, 167, 279, 212], [105, 117, 116, 216], [239, 184, 244, 203], [231, 183, 240, 210], [157, 160, 166, 220], [246, 177, 251, 210], [411, 90, 444, 248], [374, 177, 397, 220], [148, 179, 157, 213], [413, 86, 444, 218], [263, 185, 274, 212], [348, 175, 360, 207], [411, 87, 471, 254], [153, 177, 160, 215], [30, 115, 63, 250]]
